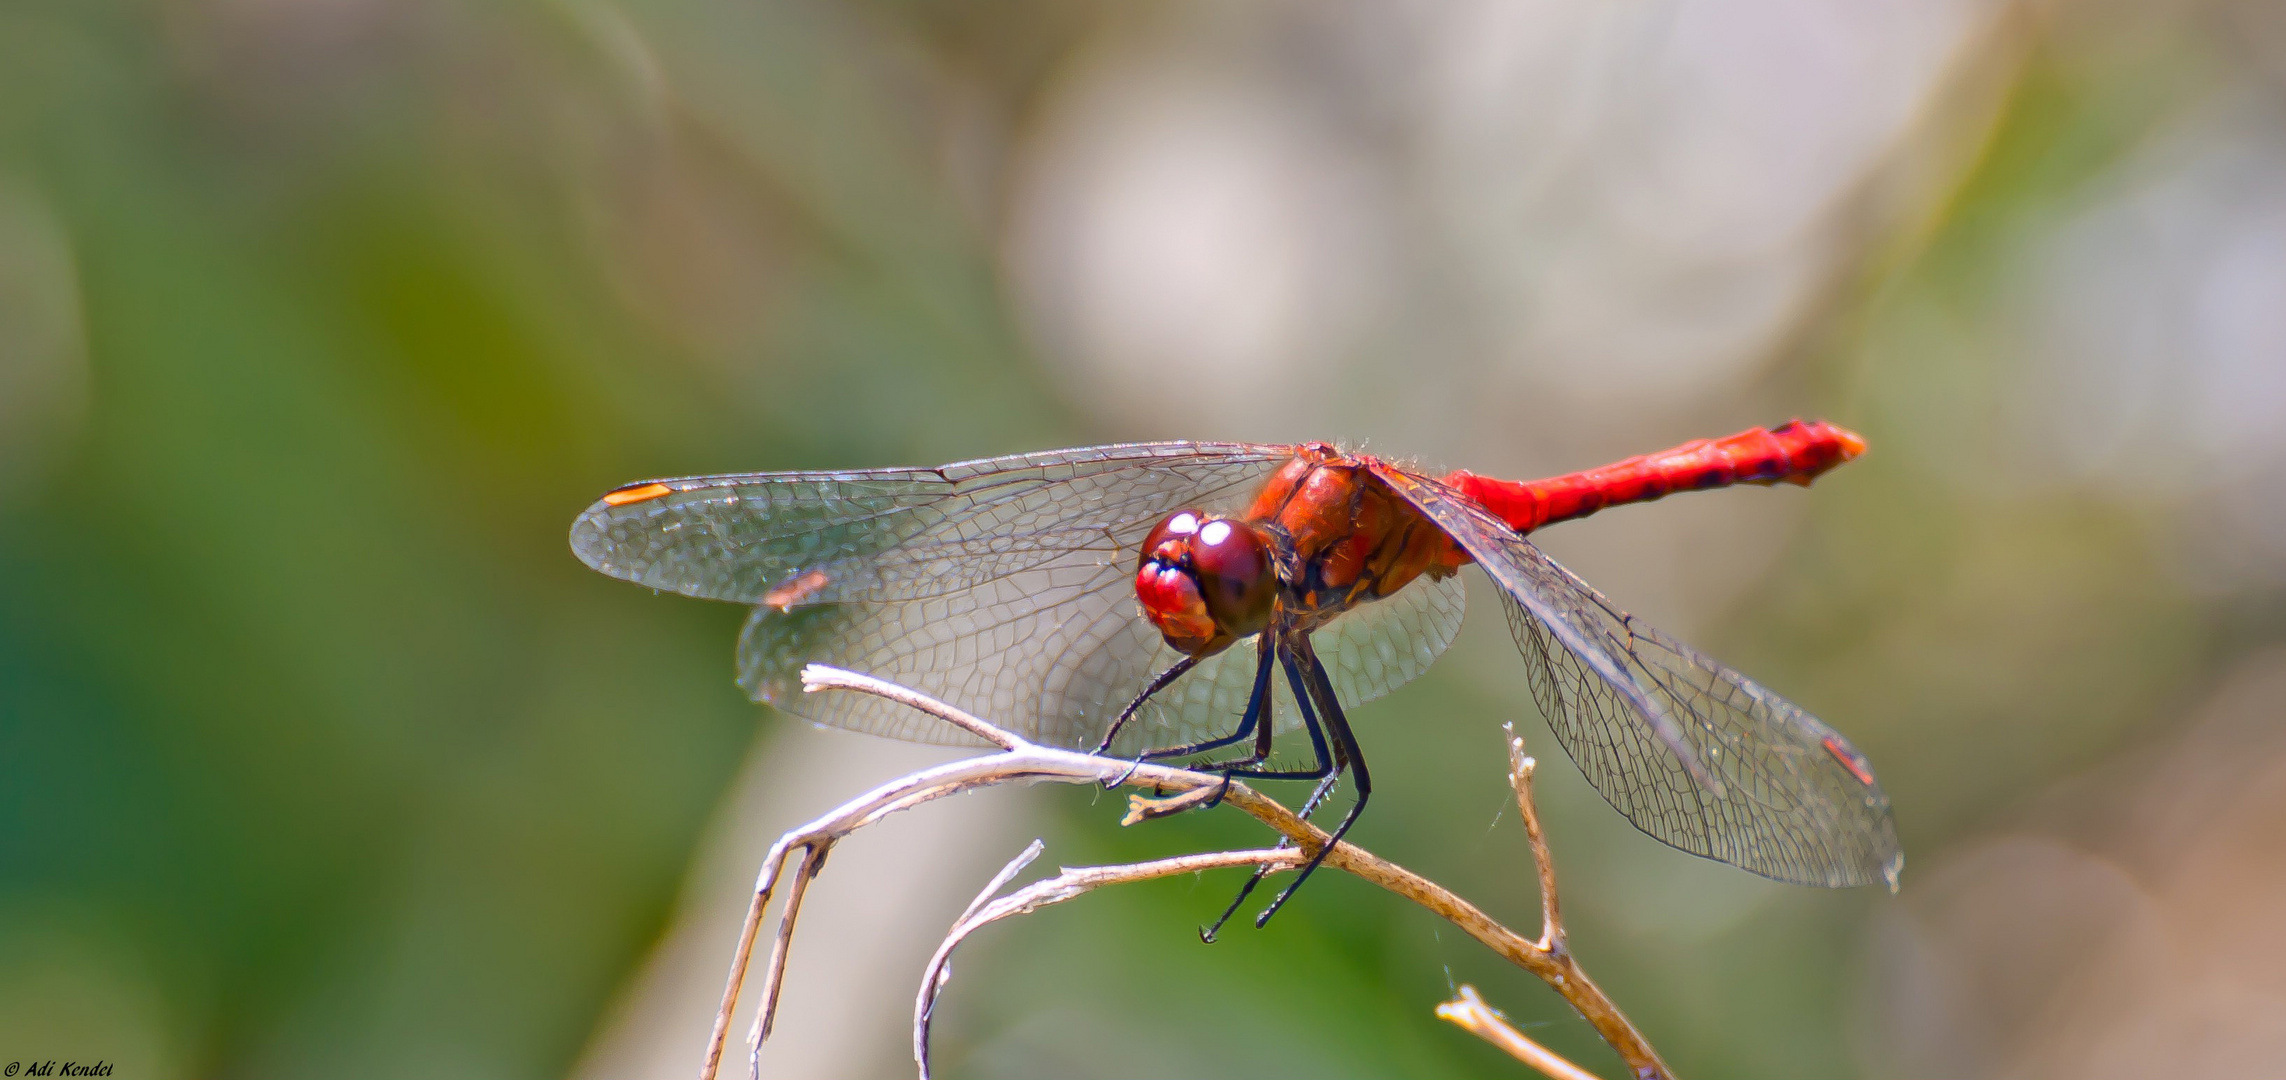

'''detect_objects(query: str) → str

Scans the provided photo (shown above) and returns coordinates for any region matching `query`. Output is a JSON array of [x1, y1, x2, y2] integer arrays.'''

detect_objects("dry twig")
[[913, 844, 1309, 1079], [1438, 985, 1602, 1080], [700, 664, 1672, 1080], [1420, 726, 1677, 1079]]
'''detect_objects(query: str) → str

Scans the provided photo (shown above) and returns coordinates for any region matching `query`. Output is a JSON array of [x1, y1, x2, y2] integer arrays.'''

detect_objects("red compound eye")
[[1135, 511, 1275, 656]]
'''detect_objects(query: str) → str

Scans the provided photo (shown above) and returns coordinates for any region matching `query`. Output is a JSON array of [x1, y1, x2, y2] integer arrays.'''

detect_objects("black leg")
[[1201, 636, 1345, 942], [1132, 637, 1277, 762], [1252, 632, 1370, 928], [1288, 755, 1348, 818], [1092, 654, 1199, 755], [1179, 723, 1276, 810], [1102, 640, 1277, 790], [1156, 633, 1334, 824], [1179, 638, 1284, 775], [1141, 631, 1332, 782], [1185, 637, 1326, 811], [1205, 638, 1336, 782]]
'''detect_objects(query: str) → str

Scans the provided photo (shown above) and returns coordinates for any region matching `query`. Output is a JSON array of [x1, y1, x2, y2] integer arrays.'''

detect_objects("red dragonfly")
[[572, 421, 1901, 926]]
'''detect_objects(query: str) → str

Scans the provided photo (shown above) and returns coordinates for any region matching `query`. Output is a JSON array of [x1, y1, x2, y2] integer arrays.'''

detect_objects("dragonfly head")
[[1136, 510, 1275, 656]]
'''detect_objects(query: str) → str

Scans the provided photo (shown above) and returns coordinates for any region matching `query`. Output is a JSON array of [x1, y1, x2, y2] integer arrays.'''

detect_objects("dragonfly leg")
[[1133, 635, 1317, 813], [1201, 636, 1344, 942], [1189, 706, 1281, 811], [1200, 753, 1351, 942], [1093, 654, 1200, 756], [1202, 637, 1336, 783], [1170, 641, 1287, 781], [1191, 688, 1302, 812], [1096, 654, 1204, 789], [1132, 637, 1278, 763], [1141, 642, 1280, 811], [1251, 632, 1369, 929], [1102, 641, 1270, 790]]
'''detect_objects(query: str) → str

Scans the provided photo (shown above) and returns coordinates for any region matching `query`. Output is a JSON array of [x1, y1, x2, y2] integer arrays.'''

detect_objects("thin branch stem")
[[1425, 723, 1676, 1080], [748, 842, 829, 1049], [1438, 984, 1602, 1080], [1506, 723, 1563, 953]]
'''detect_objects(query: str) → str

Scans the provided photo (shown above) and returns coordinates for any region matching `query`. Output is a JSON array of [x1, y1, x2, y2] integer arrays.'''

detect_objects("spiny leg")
[[1200, 756, 1349, 942], [1204, 633, 1335, 783], [1092, 654, 1199, 756], [1146, 641, 1282, 811], [1202, 636, 1343, 942], [1101, 641, 1273, 791], [1165, 631, 1337, 820], [1253, 632, 1371, 928], [1133, 636, 1277, 763], [1183, 634, 1336, 810]]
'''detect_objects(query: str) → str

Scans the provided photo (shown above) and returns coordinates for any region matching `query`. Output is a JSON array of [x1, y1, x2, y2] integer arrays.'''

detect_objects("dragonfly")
[[571, 420, 1902, 930]]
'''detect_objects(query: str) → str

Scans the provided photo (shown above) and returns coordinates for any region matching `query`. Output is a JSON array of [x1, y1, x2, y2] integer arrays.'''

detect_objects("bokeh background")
[[3, 0, 2284, 1076]]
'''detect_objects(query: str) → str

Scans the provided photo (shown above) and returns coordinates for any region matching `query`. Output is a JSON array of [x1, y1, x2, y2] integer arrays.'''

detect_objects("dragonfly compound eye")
[[1136, 512, 1274, 656]]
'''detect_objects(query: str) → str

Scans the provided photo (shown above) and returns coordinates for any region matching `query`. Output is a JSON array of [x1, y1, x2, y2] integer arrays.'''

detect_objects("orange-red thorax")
[[1242, 444, 1462, 628]]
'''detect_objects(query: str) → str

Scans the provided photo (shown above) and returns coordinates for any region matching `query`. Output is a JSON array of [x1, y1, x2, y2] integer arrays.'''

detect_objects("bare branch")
[[801, 668, 1021, 749], [1437, 984, 1603, 1080], [746, 841, 829, 1065], [699, 665, 1673, 1080], [913, 839, 1050, 1078], [914, 846, 1308, 1079], [1506, 722, 1562, 952]]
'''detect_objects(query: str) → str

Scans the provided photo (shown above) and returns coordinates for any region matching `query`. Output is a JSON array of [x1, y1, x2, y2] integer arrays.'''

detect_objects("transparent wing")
[[1373, 465, 1901, 889], [574, 442, 1294, 746], [573, 442, 1286, 605]]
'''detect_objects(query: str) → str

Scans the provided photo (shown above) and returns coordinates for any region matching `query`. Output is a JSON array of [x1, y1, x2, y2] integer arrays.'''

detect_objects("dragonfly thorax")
[[1243, 449, 1465, 627], [1135, 510, 1276, 656]]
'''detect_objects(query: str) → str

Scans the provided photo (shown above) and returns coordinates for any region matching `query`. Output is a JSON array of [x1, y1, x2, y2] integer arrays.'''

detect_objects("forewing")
[[1374, 466, 1901, 889], [573, 443, 1280, 604], [573, 442, 1296, 748]]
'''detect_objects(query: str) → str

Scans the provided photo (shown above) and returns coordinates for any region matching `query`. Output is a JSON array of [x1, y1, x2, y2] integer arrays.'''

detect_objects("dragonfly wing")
[[572, 443, 1283, 605], [573, 442, 1295, 748], [1375, 466, 1902, 889]]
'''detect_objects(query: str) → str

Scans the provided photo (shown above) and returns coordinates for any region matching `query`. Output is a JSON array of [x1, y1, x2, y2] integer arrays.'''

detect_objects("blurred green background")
[[4, 0, 2284, 1076]]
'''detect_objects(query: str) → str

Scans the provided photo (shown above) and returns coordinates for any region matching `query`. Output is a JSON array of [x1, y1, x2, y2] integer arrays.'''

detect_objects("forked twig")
[[701, 664, 1671, 1080]]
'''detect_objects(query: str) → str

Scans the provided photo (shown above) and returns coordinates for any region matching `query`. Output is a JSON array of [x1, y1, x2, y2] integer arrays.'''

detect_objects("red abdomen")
[[1444, 420, 1866, 535]]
